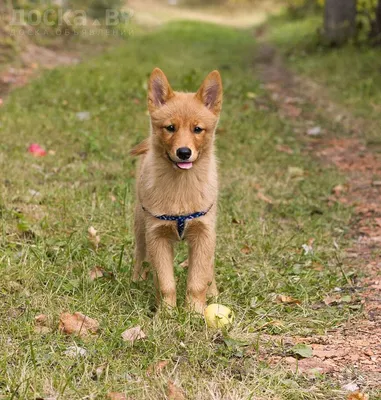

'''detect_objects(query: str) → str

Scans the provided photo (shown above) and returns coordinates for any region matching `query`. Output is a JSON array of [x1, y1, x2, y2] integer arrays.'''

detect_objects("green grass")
[[0, 21, 364, 399], [267, 13, 381, 143]]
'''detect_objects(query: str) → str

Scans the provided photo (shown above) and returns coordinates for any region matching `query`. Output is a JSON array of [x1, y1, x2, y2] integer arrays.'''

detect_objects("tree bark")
[[323, 0, 357, 45]]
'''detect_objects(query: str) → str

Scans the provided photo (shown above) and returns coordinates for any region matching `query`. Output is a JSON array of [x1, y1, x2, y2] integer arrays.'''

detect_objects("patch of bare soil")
[[0, 42, 80, 98], [255, 42, 381, 390]]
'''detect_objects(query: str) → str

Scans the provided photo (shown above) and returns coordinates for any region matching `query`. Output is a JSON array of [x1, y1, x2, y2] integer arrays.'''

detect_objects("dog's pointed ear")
[[148, 68, 174, 112], [195, 70, 223, 115]]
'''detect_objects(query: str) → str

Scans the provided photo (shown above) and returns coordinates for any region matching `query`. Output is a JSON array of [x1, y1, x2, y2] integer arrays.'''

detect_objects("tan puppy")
[[131, 68, 223, 313]]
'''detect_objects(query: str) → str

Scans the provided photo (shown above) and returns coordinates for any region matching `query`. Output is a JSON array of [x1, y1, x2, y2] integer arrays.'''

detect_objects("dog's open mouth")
[[176, 162, 193, 170], [167, 153, 194, 170]]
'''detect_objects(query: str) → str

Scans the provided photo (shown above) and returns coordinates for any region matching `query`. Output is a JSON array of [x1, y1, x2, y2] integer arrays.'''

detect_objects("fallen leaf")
[[147, 360, 169, 376], [76, 111, 91, 121], [88, 226, 100, 250], [107, 392, 127, 400], [343, 383, 360, 392], [240, 245, 251, 255], [276, 294, 301, 305], [180, 259, 189, 268], [292, 343, 313, 358], [28, 143, 46, 157], [347, 392, 369, 400], [121, 325, 146, 343], [48, 149, 56, 156], [332, 184, 347, 196], [58, 312, 99, 337], [64, 345, 87, 358], [35, 314, 48, 325], [307, 126, 322, 136], [89, 266, 105, 281], [276, 144, 294, 154], [257, 192, 273, 204], [167, 381, 186, 400], [34, 313, 51, 334], [34, 326, 52, 334]]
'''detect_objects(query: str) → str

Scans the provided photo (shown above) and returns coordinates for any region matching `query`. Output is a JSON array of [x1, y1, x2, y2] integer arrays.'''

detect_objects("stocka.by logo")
[[10, 9, 131, 27]]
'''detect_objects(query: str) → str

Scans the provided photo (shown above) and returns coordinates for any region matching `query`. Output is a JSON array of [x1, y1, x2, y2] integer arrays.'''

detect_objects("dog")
[[131, 68, 223, 313]]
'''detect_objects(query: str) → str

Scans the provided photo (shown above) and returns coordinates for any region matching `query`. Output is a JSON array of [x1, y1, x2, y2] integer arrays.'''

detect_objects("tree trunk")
[[323, 0, 357, 45], [370, 0, 381, 44]]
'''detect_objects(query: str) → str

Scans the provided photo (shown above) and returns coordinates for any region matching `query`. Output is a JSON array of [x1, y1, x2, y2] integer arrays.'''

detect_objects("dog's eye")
[[194, 126, 203, 134], [165, 125, 175, 133]]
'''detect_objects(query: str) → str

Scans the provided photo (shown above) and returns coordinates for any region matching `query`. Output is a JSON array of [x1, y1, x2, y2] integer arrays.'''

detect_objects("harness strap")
[[142, 204, 213, 239]]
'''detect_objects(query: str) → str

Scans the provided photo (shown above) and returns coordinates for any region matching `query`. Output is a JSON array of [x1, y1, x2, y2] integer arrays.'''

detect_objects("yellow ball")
[[204, 304, 234, 329]]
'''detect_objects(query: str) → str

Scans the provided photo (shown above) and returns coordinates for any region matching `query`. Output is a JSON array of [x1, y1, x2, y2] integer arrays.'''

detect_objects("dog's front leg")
[[146, 227, 176, 309], [186, 223, 216, 314]]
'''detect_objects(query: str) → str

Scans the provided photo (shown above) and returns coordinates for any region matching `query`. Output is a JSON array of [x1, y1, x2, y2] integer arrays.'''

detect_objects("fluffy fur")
[[131, 68, 223, 313]]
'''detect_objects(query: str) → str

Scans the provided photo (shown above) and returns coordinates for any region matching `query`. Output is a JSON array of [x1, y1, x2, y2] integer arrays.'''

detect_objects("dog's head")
[[148, 68, 223, 170]]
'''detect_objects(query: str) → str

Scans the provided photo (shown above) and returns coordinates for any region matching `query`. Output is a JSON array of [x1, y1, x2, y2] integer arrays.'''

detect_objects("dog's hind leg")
[[132, 205, 148, 282]]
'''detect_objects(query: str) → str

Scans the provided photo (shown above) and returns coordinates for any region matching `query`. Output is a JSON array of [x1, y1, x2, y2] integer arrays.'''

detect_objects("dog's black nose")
[[176, 147, 192, 160]]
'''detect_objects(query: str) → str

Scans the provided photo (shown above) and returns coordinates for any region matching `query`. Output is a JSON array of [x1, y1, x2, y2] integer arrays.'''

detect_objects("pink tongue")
[[177, 162, 193, 170]]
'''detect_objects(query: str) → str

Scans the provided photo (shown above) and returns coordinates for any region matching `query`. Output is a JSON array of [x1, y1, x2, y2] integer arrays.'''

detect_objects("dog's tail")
[[130, 138, 149, 156]]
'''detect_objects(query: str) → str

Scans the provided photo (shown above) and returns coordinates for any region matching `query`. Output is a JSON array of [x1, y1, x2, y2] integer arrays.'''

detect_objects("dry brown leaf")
[[89, 266, 105, 281], [34, 313, 51, 334], [276, 294, 301, 305], [257, 192, 273, 204], [121, 325, 146, 343], [58, 312, 99, 337], [311, 262, 324, 271], [35, 314, 48, 325], [146, 360, 169, 376], [276, 144, 294, 154], [107, 392, 127, 400], [240, 245, 251, 255], [34, 326, 52, 334], [332, 184, 347, 196], [180, 259, 189, 268], [88, 226, 100, 250], [167, 381, 186, 400], [347, 392, 369, 400], [323, 295, 339, 306]]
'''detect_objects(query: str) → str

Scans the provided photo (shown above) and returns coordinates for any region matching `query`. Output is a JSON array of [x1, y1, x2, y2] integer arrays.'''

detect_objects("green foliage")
[[284, 0, 380, 42], [356, 0, 379, 42]]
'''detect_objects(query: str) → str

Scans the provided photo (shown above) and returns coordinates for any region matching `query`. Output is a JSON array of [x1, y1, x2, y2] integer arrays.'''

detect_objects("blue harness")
[[142, 204, 213, 239]]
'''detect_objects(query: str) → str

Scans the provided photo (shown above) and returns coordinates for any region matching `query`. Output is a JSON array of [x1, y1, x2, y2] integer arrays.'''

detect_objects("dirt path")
[[127, 0, 278, 28], [255, 41, 381, 391]]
